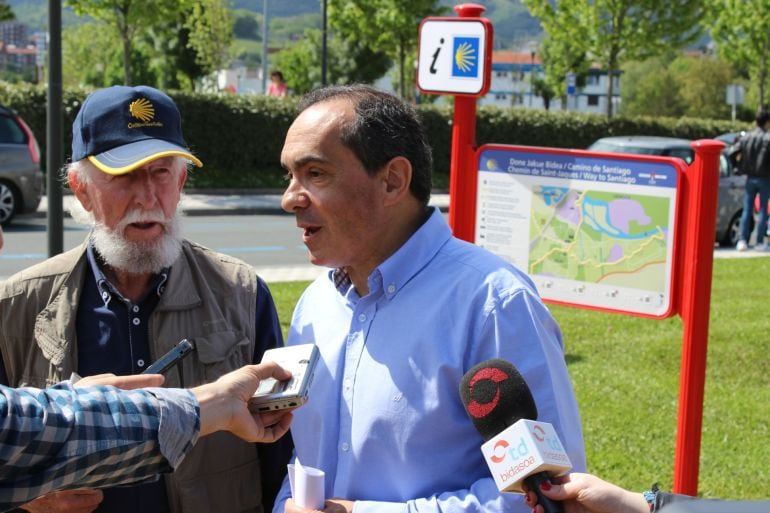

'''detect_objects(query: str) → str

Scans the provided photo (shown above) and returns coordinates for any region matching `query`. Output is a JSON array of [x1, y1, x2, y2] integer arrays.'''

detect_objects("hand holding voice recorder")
[[248, 343, 319, 412]]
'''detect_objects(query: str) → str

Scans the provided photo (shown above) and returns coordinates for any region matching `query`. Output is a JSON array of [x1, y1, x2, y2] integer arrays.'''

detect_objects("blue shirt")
[[0, 382, 198, 511], [77, 244, 166, 377], [274, 208, 585, 513]]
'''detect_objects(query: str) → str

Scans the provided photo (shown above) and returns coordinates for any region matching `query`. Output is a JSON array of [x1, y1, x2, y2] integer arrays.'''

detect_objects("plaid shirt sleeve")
[[0, 382, 200, 511]]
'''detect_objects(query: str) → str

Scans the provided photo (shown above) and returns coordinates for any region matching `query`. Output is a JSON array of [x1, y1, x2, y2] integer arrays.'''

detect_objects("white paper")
[[287, 458, 325, 510]]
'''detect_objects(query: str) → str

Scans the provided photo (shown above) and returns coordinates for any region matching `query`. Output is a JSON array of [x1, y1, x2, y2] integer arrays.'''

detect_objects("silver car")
[[0, 106, 44, 226], [587, 136, 745, 247]]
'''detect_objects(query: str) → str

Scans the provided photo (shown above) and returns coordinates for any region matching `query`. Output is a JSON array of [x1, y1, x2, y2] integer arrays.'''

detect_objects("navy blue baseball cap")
[[71, 85, 203, 175]]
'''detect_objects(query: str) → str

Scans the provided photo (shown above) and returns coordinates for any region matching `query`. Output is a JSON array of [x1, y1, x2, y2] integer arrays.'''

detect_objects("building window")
[[495, 94, 507, 100], [496, 71, 508, 78], [587, 95, 599, 106], [586, 75, 600, 86]]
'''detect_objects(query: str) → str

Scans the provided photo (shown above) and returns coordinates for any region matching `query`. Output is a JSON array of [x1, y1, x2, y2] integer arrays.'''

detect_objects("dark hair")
[[756, 109, 770, 127], [271, 71, 284, 81], [298, 84, 433, 205]]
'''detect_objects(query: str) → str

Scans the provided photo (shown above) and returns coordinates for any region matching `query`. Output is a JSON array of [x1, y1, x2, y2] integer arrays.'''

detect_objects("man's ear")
[[381, 156, 412, 206], [67, 168, 93, 211], [178, 166, 188, 190]]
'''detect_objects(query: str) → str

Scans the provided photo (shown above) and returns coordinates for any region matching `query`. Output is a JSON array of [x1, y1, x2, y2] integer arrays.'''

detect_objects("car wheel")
[[0, 179, 20, 226], [720, 211, 753, 247]]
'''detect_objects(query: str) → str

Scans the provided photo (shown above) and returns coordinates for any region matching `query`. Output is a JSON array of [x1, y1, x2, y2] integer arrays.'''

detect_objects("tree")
[[272, 29, 320, 95], [537, 33, 591, 109], [706, 0, 770, 110], [63, 21, 121, 87], [65, 0, 229, 89], [138, 1, 231, 92], [182, 0, 233, 80], [670, 55, 735, 119], [63, 20, 158, 87], [0, 1, 14, 21], [620, 54, 738, 119], [233, 12, 259, 40], [273, 28, 391, 95], [328, 0, 445, 99], [532, 76, 555, 111], [523, 0, 704, 117], [65, 0, 179, 85], [620, 56, 684, 117]]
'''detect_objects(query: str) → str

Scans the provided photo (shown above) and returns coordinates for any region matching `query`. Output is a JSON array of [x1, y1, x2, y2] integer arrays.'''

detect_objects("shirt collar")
[[86, 242, 170, 305], [330, 207, 451, 300]]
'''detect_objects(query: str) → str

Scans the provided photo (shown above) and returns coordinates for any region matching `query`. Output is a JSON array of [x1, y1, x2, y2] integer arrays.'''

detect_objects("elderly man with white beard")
[[0, 86, 292, 513]]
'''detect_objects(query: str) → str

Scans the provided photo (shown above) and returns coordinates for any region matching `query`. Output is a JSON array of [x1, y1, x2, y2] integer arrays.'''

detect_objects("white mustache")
[[117, 209, 169, 231]]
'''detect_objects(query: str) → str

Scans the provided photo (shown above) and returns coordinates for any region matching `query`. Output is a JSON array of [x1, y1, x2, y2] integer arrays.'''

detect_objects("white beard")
[[89, 208, 183, 275]]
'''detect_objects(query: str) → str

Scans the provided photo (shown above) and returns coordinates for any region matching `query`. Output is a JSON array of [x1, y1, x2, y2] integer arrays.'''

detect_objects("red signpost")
[[446, 3, 488, 242], [672, 140, 723, 495], [418, 2, 722, 497], [448, 93, 479, 242], [417, 2, 492, 242]]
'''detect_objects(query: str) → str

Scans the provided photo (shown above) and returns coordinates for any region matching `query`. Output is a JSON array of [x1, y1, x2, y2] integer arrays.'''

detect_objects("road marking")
[[215, 245, 285, 253]]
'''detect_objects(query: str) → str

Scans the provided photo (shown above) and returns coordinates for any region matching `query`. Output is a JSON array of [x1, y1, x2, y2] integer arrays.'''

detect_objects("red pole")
[[447, 3, 486, 242], [672, 139, 723, 495], [449, 96, 478, 242]]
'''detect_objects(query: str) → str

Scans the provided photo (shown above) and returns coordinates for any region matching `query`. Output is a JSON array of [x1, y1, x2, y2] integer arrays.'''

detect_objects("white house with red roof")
[[480, 51, 621, 114]]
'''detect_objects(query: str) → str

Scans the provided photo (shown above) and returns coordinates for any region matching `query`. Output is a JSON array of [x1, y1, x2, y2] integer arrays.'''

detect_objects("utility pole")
[[321, 0, 328, 86], [47, 0, 63, 256]]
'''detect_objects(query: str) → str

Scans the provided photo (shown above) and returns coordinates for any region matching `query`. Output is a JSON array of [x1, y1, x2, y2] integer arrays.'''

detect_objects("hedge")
[[0, 81, 746, 189]]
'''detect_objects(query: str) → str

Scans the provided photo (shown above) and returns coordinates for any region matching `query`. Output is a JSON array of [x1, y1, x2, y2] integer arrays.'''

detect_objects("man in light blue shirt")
[[276, 85, 585, 513]]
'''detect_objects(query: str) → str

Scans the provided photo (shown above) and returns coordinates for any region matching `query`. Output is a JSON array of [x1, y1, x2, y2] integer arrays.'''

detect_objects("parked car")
[[587, 136, 747, 247], [714, 131, 746, 146], [0, 105, 43, 226]]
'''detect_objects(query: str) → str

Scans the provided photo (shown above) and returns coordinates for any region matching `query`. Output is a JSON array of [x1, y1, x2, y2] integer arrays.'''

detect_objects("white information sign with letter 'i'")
[[417, 19, 491, 96]]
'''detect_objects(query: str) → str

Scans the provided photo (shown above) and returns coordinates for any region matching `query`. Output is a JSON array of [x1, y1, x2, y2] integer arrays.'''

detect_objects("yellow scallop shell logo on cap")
[[129, 98, 155, 122]]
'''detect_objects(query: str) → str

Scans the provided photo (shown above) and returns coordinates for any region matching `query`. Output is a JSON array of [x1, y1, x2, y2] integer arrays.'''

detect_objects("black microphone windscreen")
[[459, 359, 538, 441]]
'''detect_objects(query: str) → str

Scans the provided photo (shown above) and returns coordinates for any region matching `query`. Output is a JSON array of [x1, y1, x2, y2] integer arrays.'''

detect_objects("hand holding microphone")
[[524, 473, 652, 513], [459, 359, 571, 513]]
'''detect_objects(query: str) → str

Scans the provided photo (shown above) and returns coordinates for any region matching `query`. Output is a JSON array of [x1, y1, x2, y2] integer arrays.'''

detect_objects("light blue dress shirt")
[[275, 208, 585, 513]]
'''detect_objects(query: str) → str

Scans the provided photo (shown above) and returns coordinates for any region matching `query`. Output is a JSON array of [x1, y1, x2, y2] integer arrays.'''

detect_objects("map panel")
[[475, 147, 679, 317]]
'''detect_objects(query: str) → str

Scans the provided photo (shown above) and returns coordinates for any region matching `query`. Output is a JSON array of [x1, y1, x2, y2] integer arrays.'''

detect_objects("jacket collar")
[[34, 240, 203, 367]]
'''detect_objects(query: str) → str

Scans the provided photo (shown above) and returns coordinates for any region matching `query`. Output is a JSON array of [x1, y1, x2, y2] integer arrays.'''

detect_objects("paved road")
[[35, 191, 451, 217], [2, 191, 767, 283], [0, 213, 325, 283], [1, 191, 451, 282]]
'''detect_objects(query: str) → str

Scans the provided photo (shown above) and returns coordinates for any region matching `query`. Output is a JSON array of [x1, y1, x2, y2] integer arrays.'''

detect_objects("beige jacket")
[[0, 239, 269, 513]]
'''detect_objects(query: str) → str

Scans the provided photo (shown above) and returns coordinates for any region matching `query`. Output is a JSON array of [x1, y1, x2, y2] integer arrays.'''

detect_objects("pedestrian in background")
[[267, 71, 288, 98], [733, 109, 770, 251]]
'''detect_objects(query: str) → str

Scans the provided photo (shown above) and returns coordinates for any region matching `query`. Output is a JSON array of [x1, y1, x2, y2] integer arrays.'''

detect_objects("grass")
[[269, 256, 770, 500], [270, 280, 309, 337]]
